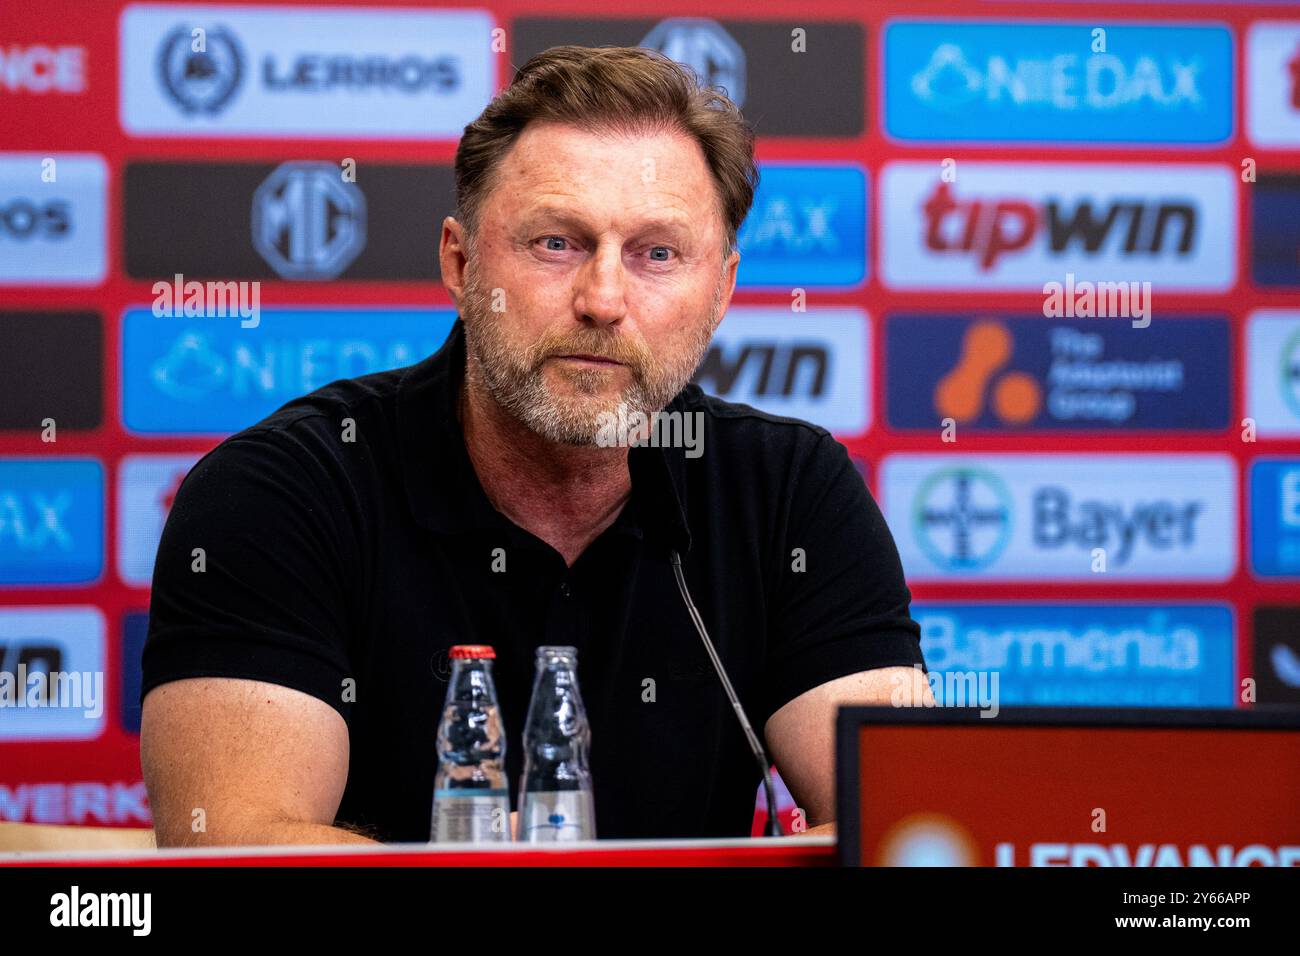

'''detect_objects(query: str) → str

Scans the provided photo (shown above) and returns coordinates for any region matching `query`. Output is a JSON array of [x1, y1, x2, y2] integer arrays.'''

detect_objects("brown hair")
[[453, 45, 758, 257]]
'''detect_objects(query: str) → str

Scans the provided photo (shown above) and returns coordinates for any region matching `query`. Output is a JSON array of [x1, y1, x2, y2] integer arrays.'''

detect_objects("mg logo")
[[251, 161, 366, 280], [641, 18, 746, 107], [157, 25, 244, 114], [913, 467, 1013, 571]]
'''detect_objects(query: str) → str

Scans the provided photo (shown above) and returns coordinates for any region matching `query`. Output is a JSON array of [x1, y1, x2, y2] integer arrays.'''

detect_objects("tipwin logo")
[[1292, 43, 1300, 110], [922, 180, 1193, 272], [1247, 24, 1300, 147], [881, 163, 1235, 291]]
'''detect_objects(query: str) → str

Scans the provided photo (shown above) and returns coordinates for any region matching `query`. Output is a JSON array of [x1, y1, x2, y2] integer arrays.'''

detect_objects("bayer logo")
[[912, 466, 1013, 572]]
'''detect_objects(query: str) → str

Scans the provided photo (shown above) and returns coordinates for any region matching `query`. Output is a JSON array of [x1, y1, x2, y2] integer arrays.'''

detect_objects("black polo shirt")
[[141, 317, 925, 842]]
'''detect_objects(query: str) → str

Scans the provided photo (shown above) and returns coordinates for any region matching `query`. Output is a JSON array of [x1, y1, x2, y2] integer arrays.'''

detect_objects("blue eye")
[[648, 246, 673, 261], [541, 236, 567, 251]]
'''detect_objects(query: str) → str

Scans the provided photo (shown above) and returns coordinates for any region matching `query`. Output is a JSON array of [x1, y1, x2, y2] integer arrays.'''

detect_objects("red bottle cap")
[[449, 645, 496, 660]]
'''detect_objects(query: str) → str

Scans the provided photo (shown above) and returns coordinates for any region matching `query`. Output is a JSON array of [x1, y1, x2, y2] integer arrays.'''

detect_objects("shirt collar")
[[396, 318, 692, 553]]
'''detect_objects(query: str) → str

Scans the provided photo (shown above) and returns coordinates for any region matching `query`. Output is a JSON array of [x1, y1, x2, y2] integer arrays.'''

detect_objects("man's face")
[[451, 121, 740, 445]]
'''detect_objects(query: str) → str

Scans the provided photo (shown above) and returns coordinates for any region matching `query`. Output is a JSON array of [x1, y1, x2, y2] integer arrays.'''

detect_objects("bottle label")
[[520, 791, 596, 841], [431, 790, 511, 843]]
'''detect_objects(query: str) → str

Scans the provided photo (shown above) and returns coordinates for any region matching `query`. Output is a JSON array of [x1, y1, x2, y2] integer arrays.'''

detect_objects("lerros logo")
[[0, 198, 70, 240], [122, 7, 493, 138], [156, 20, 459, 113], [157, 25, 243, 114]]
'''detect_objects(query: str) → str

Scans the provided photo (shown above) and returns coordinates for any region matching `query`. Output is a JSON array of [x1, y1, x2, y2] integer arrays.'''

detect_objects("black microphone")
[[669, 549, 784, 837]]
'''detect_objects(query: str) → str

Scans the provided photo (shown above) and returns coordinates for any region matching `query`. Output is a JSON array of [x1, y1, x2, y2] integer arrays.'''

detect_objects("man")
[[140, 45, 932, 847]]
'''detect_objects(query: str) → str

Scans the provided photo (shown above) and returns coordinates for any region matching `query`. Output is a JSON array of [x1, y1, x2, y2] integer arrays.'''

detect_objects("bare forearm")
[[155, 815, 381, 848], [800, 821, 836, 837]]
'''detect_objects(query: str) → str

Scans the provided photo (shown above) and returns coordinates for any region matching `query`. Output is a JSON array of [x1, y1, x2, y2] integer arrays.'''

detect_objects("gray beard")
[[458, 269, 723, 446]]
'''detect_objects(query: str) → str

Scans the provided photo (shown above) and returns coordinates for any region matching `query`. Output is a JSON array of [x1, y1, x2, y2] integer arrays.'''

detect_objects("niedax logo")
[[885, 22, 1232, 143], [0, 459, 104, 585], [121, 308, 455, 433], [641, 18, 746, 107], [156, 24, 243, 114], [251, 162, 366, 280], [737, 164, 866, 288], [911, 466, 1014, 571], [882, 454, 1237, 581], [121, 5, 493, 138], [880, 162, 1235, 290]]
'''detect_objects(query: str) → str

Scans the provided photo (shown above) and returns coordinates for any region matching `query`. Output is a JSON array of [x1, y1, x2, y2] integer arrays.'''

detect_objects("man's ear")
[[439, 216, 469, 303], [714, 249, 741, 333]]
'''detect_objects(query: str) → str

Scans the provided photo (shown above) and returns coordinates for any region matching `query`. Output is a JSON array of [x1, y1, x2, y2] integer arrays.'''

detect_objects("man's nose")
[[572, 243, 628, 327]]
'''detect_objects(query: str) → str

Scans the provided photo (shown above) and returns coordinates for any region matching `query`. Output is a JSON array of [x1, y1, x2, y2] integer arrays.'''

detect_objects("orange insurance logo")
[[934, 319, 1041, 426]]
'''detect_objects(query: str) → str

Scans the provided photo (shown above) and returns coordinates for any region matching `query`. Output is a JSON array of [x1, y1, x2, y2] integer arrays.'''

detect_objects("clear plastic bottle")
[[431, 645, 511, 842], [518, 646, 596, 841]]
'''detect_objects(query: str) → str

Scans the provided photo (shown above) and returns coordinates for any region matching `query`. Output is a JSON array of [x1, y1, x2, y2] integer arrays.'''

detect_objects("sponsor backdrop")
[[1, 0, 1298, 835]]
